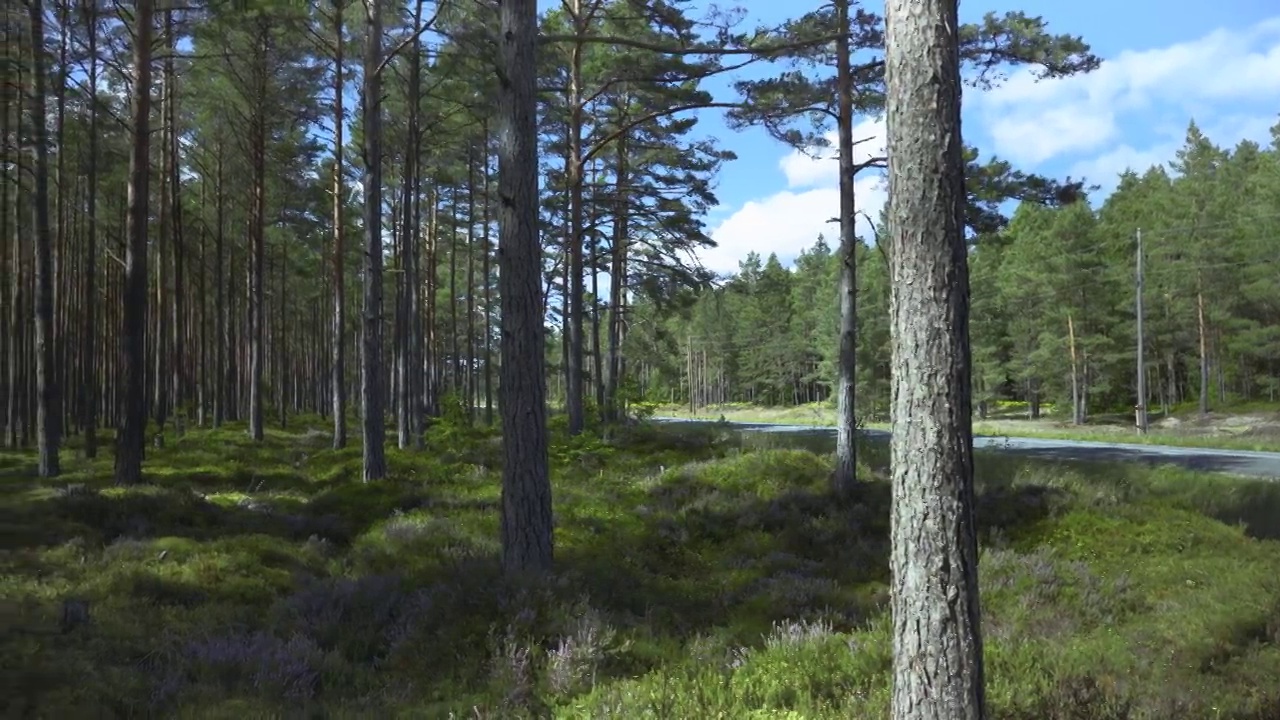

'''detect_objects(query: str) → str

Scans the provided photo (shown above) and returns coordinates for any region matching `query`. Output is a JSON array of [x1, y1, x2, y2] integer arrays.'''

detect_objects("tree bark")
[[167, 6, 185, 435], [28, 0, 61, 477], [481, 124, 494, 425], [564, 0, 587, 434], [832, 0, 858, 496], [497, 0, 553, 574], [116, 0, 155, 485], [1197, 283, 1210, 417], [82, 0, 100, 457], [248, 19, 268, 442], [884, 0, 986, 716], [213, 144, 226, 427], [605, 133, 628, 422], [361, 0, 387, 480], [331, 0, 347, 447]]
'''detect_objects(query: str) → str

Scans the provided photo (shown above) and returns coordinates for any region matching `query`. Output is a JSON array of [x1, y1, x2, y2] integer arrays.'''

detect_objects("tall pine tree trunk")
[[82, 0, 100, 457], [167, 7, 185, 434], [116, 0, 155, 485], [564, 0, 586, 434], [361, 0, 387, 480], [832, 0, 859, 496], [481, 125, 494, 425], [1197, 281, 1210, 417], [213, 146, 226, 427], [498, 0, 552, 574], [331, 0, 347, 447], [28, 0, 61, 477], [605, 134, 628, 422], [248, 19, 268, 442], [885, 0, 986, 715]]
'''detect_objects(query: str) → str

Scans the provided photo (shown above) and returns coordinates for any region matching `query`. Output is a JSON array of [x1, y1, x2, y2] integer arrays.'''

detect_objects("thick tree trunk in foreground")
[[28, 0, 61, 477], [885, 0, 986, 717], [497, 0, 553, 575], [361, 0, 387, 481], [116, 0, 155, 485]]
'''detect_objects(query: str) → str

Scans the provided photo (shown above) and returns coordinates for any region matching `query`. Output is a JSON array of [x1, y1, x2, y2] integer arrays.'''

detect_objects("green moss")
[[2, 416, 1279, 717]]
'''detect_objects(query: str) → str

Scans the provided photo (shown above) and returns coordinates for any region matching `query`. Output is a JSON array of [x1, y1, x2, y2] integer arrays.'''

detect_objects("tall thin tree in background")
[[497, 0, 553, 574], [361, 0, 387, 480], [81, 0, 101, 458], [116, 0, 156, 485], [330, 0, 347, 449], [832, 0, 859, 496], [28, 0, 62, 477], [884, 0, 986, 717]]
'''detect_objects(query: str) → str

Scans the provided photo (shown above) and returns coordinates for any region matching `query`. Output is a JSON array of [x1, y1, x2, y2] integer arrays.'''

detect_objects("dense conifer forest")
[[638, 120, 1280, 424]]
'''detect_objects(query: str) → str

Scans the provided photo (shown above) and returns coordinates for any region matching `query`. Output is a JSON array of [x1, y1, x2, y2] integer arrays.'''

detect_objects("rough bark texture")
[[884, 0, 987, 717], [360, 0, 387, 481], [832, 0, 858, 496], [28, 0, 61, 477], [116, 0, 155, 485], [497, 0, 553, 575]]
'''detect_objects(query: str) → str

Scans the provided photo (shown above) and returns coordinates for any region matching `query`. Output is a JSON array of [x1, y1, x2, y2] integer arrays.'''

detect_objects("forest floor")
[[3, 418, 1280, 717], [658, 401, 1280, 453]]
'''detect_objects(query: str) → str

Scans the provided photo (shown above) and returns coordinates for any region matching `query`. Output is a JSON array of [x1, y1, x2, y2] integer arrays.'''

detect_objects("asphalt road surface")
[[658, 418, 1280, 479]]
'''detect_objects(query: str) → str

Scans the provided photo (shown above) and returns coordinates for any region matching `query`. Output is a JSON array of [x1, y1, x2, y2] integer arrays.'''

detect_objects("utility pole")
[[1135, 228, 1148, 434]]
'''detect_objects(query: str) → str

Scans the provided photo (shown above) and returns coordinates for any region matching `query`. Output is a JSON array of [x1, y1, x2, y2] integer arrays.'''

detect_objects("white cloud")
[[979, 17, 1280, 166], [698, 116, 888, 276]]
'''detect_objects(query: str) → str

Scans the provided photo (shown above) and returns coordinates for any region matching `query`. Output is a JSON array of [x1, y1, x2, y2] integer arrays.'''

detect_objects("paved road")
[[657, 418, 1280, 479]]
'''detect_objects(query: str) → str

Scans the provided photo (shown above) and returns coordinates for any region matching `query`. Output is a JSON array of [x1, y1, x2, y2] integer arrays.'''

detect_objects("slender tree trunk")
[[167, 7, 185, 435], [465, 145, 478, 419], [331, 0, 347, 447], [449, 186, 460, 396], [1197, 282, 1209, 417], [248, 20, 268, 442], [885, 0, 986, 715], [565, 6, 587, 435], [482, 125, 494, 425], [116, 0, 155, 485], [361, 0, 387, 480], [0, 24, 11, 449], [605, 134, 628, 422], [154, 49, 170, 439], [28, 0, 61, 476], [278, 240, 287, 429], [82, 0, 100, 456], [588, 171, 604, 420], [53, 0, 69, 440], [1068, 313, 1082, 425], [214, 146, 226, 427], [424, 188, 439, 418], [498, 0, 552, 574], [197, 179, 206, 427], [402, 1, 423, 446], [832, 0, 859, 496]]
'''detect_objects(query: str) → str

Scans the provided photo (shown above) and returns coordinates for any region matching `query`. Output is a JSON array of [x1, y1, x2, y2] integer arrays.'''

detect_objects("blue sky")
[[535, 0, 1280, 274]]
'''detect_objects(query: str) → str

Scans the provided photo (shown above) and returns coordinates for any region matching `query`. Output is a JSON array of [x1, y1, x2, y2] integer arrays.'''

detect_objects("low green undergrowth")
[[1, 417, 1278, 718]]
